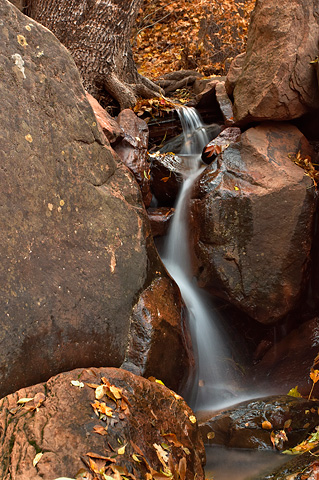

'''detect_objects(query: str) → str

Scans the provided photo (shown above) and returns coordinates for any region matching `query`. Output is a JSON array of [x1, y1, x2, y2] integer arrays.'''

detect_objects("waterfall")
[[161, 107, 238, 410]]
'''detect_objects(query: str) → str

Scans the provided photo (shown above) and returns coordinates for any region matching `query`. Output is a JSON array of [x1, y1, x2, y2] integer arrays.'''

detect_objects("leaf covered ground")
[[132, 0, 256, 79]]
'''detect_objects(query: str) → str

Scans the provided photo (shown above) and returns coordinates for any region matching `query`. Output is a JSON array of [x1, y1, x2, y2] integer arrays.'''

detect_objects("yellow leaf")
[[17, 397, 34, 404], [95, 385, 106, 400], [70, 380, 84, 388], [117, 445, 126, 455], [189, 415, 197, 424], [33, 452, 43, 467], [310, 369, 319, 384]]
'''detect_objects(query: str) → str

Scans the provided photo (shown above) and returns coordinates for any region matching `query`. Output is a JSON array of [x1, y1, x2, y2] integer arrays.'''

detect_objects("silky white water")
[[161, 107, 238, 410]]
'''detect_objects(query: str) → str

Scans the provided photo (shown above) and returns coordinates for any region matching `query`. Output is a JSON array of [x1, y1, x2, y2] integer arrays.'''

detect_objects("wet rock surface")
[[231, 0, 319, 123], [198, 395, 319, 450], [0, 367, 205, 480], [0, 1, 192, 398], [147, 207, 175, 237], [191, 123, 316, 323]]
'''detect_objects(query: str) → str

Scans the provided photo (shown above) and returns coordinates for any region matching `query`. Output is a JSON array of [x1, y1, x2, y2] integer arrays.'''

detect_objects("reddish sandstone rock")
[[147, 207, 175, 237], [215, 81, 234, 126], [86, 91, 123, 144], [232, 0, 319, 123], [114, 109, 152, 207], [0, 367, 205, 480], [191, 123, 316, 323], [202, 127, 241, 164], [0, 1, 193, 398]]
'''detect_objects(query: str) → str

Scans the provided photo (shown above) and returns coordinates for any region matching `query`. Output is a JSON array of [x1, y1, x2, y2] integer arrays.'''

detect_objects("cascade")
[[160, 107, 238, 410]]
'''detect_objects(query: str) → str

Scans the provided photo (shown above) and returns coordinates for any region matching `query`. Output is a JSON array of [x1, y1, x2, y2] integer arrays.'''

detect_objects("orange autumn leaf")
[[310, 369, 319, 384]]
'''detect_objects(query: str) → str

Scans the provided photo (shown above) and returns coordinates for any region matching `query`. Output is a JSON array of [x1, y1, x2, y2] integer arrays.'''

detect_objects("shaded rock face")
[[86, 91, 124, 145], [149, 152, 185, 206], [198, 395, 319, 450], [0, 367, 206, 480], [0, 1, 193, 398], [191, 123, 316, 324], [252, 317, 319, 397], [114, 109, 152, 208], [231, 0, 319, 123]]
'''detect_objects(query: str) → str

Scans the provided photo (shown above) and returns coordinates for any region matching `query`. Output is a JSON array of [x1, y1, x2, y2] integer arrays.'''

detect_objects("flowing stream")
[[159, 107, 286, 478], [160, 107, 239, 410]]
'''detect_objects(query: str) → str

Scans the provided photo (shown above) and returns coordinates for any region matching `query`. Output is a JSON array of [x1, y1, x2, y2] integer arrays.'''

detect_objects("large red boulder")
[[191, 123, 316, 323], [230, 0, 319, 123], [0, 1, 193, 398], [0, 367, 205, 480]]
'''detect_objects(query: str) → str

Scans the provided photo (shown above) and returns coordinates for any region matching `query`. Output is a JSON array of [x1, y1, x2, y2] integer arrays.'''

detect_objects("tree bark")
[[26, 0, 163, 109]]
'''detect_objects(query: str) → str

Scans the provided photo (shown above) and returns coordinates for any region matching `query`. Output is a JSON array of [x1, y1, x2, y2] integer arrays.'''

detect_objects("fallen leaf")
[[118, 445, 126, 455], [189, 415, 197, 424], [262, 421, 273, 430], [207, 432, 215, 440], [288, 386, 302, 398], [70, 380, 84, 388], [86, 452, 116, 461], [93, 425, 108, 436], [178, 457, 187, 480], [162, 433, 184, 448], [34, 392, 46, 408], [33, 452, 43, 467], [17, 397, 34, 404], [95, 385, 106, 400], [284, 419, 292, 429]]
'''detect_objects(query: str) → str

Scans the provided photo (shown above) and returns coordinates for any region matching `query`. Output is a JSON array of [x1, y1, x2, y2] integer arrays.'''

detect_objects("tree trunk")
[[26, 0, 163, 109]]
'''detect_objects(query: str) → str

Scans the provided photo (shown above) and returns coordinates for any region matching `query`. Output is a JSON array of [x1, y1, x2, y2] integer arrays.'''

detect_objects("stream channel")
[[157, 107, 287, 479]]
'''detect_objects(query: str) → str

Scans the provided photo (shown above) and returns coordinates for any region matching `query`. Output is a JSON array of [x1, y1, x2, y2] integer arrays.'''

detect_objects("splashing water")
[[161, 107, 238, 410]]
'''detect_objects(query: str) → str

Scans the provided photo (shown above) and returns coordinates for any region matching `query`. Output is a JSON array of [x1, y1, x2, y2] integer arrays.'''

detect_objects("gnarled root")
[[105, 72, 165, 110]]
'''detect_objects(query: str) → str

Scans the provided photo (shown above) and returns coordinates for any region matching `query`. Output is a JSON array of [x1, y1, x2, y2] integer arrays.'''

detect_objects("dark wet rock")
[[147, 207, 175, 237], [215, 81, 235, 126], [149, 152, 185, 206], [0, 1, 192, 398], [198, 395, 319, 450], [86, 91, 124, 144], [191, 123, 316, 324], [122, 276, 195, 396], [202, 126, 241, 164], [232, 0, 319, 123], [0, 367, 205, 480], [253, 450, 318, 480], [114, 109, 152, 207], [252, 317, 319, 398]]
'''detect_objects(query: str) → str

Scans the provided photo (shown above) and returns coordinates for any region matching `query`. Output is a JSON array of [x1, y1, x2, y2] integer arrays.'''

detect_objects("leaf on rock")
[[33, 452, 43, 467], [17, 397, 34, 404], [117, 445, 126, 455], [178, 457, 187, 480], [189, 415, 197, 424], [310, 369, 319, 384], [93, 425, 108, 436], [262, 421, 273, 430], [162, 433, 184, 448], [288, 386, 302, 398], [70, 380, 85, 388]]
